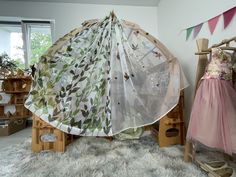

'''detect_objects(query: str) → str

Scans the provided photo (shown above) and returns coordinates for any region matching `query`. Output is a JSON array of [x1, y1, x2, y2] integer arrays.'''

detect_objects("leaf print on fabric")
[[72, 74, 79, 80], [103, 126, 110, 135], [48, 97, 54, 107], [66, 84, 73, 90], [47, 81, 54, 89], [70, 70, 75, 75], [81, 110, 89, 117], [152, 51, 162, 58], [91, 106, 97, 113], [60, 91, 66, 98], [37, 78, 43, 88], [116, 51, 120, 60], [80, 70, 84, 76], [67, 126, 72, 133], [25, 101, 33, 106], [90, 98, 93, 105], [131, 44, 138, 50], [124, 72, 129, 81], [66, 97, 72, 102], [79, 77, 87, 82], [30, 90, 38, 95], [67, 46, 72, 52], [69, 87, 80, 94]]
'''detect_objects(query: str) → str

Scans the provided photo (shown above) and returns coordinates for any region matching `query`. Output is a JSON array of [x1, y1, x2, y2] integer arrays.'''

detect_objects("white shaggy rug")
[[0, 135, 206, 177]]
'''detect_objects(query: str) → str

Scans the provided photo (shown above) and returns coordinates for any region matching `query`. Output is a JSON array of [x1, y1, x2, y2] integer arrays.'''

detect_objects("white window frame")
[[0, 19, 55, 69]]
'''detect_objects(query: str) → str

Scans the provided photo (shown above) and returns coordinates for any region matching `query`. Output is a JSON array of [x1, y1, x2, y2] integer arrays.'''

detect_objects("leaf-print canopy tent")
[[25, 13, 188, 136]]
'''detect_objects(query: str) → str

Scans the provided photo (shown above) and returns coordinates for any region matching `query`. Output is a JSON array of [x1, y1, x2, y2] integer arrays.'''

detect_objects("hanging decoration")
[[223, 6, 236, 29], [208, 15, 220, 34], [193, 23, 203, 38], [186, 27, 193, 40], [184, 6, 236, 40]]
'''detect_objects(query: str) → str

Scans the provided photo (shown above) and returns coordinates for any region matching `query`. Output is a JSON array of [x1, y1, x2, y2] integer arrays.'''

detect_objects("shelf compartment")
[[0, 93, 27, 105], [2, 77, 32, 92], [0, 105, 32, 118]]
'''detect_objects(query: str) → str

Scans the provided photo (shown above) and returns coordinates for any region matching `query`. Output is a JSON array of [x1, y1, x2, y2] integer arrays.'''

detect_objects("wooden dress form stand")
[[184, 38, 209, 162], [184, 37, 236, 164]]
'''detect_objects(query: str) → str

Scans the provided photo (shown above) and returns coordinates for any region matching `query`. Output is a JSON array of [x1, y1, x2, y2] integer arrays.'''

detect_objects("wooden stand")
[[32, 115, 74, 152], [184, 38, 209, 162], [152, 91, 185, 147]]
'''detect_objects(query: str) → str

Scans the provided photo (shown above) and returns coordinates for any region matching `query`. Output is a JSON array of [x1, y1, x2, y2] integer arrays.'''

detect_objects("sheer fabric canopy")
[[25, 13, 188, 136]]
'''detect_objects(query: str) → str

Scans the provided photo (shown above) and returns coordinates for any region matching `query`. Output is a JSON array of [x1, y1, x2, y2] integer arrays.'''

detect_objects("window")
[[29, 25, 52, 66], [0, 23, 24, 69], [0, 20, 54, 69]]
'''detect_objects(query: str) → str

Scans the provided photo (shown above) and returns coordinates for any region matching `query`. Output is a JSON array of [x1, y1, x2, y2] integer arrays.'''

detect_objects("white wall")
[[0, 1, 158, 40], [158, 0, 236, 123]]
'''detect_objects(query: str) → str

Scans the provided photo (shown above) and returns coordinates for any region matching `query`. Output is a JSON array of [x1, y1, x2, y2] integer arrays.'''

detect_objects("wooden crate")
[[32, 115, 74, 152], [152, 91, 185, 147], [3, 77, 32, 92], [0, 119, 26, 136], [158, 116, 185, 147]]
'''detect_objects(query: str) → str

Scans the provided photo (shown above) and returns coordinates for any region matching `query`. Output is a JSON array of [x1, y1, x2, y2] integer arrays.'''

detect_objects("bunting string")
[[184, 6, 236, 40]]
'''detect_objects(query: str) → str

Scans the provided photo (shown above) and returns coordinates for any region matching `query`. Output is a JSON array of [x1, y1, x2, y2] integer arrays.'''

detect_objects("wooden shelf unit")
[[0, 76, 32, 136]]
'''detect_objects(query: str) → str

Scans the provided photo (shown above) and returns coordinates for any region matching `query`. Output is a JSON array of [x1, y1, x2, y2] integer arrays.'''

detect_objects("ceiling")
[[0, 0, 160, 6]]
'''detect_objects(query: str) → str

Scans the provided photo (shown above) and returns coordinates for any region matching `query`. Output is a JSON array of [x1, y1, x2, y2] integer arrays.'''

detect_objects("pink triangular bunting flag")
[[208, 15, 220, 34], [193, 23, 203, 38], [223, 6, 236, 29]]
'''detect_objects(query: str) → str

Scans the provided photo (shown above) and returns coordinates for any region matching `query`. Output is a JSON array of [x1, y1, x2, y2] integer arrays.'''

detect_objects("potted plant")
[[0, 53, 17, 77]]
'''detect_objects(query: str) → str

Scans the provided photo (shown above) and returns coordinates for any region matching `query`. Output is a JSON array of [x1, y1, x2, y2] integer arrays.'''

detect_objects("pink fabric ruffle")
[[187, 79, 236, 155]]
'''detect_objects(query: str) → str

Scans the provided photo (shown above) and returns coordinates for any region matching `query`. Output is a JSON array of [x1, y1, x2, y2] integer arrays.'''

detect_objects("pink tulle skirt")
[[187, 79, 236, 155]]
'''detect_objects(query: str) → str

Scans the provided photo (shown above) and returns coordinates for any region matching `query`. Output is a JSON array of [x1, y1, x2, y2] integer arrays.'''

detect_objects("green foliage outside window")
[[30, 32, 52, 66], [14, 32, 52, 69]]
